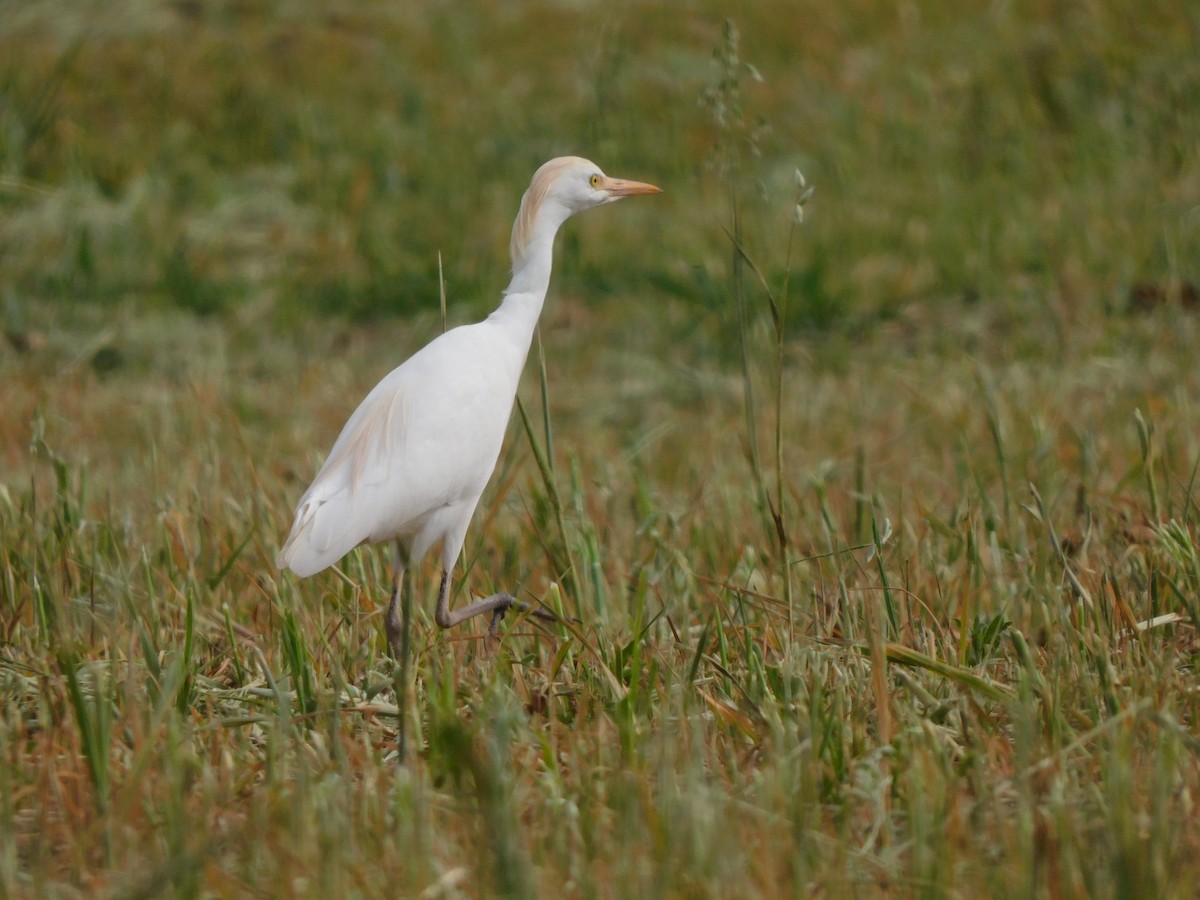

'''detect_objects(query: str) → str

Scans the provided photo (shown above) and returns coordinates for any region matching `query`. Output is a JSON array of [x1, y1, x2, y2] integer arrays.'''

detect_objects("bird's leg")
[[432, 569, 559, 636], [385, 542, 414, 761], [384, 554, 406, 661]]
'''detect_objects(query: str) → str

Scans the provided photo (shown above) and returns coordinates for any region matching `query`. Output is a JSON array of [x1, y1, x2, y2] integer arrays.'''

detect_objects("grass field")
[[2, 0, 1199, 896]]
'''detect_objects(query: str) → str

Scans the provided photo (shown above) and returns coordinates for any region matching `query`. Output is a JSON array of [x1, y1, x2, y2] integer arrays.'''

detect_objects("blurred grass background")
[[4, 0, 1195, 328], [2, 0, 1200, 896]]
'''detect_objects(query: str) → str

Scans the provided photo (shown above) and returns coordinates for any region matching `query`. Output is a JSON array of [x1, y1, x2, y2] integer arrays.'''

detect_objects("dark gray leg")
[[384, 552, 407, 660], [432, 569, 558, 635], [384, 542, 414, 761]]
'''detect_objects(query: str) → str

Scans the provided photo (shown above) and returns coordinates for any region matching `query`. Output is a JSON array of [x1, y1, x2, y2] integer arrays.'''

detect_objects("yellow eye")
[[589, 173, 602, 188]]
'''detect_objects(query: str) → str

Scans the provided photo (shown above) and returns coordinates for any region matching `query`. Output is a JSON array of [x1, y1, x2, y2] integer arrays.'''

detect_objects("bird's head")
[[510, 156, 661, 266]]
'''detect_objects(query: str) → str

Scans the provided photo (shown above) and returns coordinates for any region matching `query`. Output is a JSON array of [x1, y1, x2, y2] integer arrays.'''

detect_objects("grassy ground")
[[2, 0, 1199, 896]]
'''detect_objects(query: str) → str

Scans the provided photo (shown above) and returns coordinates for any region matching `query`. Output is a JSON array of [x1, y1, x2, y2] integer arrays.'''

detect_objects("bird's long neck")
[[487, 201, 570, 347]]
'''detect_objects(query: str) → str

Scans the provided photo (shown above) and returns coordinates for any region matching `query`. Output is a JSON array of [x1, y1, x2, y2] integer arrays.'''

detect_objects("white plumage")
[[277, 318, 526, 578], [277, 157, 661, 667]]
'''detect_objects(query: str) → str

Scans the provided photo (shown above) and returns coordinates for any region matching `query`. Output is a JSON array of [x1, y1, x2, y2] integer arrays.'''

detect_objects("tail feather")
[[276, 497, 363, 578]]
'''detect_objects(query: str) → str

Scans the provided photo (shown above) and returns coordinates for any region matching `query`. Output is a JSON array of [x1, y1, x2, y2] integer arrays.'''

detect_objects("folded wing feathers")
[[323, 387, 403, 494], [276, 383, 407, 575]]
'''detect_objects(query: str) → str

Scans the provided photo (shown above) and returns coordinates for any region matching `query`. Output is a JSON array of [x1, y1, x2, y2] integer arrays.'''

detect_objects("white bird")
[[277, 157, 660, 741]]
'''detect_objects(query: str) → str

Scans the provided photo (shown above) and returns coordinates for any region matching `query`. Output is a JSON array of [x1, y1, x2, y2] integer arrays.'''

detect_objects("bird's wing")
[[275, 372, 408, 575], [276, 323, 522, 577]]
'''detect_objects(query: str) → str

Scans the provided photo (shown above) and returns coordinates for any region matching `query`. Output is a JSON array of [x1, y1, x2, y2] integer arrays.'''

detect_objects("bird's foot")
[[485, 595, 562, 637]]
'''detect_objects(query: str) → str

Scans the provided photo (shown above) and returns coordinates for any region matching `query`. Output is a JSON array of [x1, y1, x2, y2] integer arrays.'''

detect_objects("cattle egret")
[[277, 157, 660, 748]]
